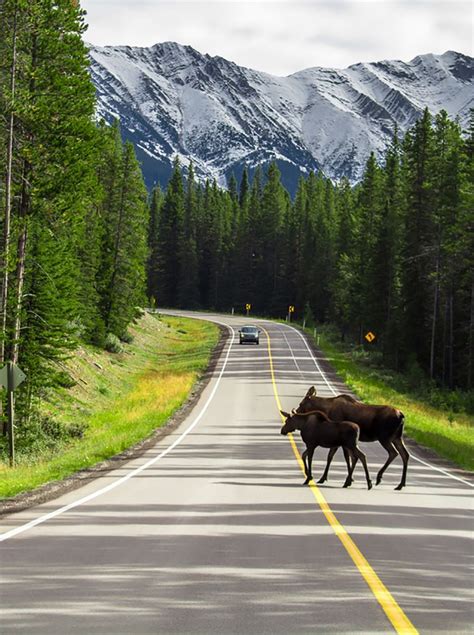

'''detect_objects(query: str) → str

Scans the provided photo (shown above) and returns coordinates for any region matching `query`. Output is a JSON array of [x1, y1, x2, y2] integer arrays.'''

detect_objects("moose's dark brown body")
[[296, 387, 409, 489], [280, 410, 372, 489]]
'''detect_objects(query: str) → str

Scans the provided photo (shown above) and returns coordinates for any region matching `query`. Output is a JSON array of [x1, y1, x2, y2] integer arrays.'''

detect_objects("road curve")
[[1, 311, 473, 634]]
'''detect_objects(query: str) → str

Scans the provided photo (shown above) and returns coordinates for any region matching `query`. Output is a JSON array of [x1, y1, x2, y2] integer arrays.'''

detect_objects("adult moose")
[[280, 410, 373, 489], [295, 386, 409, 490]]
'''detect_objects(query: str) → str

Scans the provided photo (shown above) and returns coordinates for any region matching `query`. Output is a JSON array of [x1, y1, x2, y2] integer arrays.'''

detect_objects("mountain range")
[[88, 43, 473, 193]]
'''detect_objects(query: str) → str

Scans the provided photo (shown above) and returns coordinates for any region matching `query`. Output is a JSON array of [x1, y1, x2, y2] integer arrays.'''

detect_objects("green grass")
[[0, 313, 219, 499], [307, 325, 474, 471]]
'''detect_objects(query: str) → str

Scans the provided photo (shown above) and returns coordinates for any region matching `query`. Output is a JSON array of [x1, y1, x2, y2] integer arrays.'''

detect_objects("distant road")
[[1, 311, 473, 634]]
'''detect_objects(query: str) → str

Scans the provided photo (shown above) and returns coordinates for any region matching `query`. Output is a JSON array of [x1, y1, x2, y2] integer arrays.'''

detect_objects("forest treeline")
[[1, 0, 473, 446], [0, 1, 149, 422], [151, 109, 474, 390]]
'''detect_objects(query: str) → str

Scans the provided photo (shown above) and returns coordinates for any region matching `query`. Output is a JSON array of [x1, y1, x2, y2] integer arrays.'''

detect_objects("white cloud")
[[81, 0, 473, 75]]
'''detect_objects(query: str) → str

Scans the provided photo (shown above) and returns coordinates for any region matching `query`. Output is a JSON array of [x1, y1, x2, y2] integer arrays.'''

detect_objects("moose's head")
[[279, 410, 297, 435], [296, 386, 318, 414]]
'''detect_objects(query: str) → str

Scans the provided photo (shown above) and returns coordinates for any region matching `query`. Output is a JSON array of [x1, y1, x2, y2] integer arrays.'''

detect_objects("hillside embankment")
[[0, 313, 219, 504]]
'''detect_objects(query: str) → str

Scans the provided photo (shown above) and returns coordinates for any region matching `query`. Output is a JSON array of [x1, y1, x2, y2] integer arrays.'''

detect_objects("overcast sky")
[[81, 0, 473, 76]]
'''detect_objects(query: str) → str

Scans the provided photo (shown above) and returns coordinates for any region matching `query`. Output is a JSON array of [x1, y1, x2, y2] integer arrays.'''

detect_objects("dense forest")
[[0, 0, 473, 450], [151, 110, 474, 390], [0, 0, 149, 424]]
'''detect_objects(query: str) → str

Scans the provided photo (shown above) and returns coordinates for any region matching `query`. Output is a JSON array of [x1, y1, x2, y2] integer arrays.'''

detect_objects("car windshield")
[[242, 327, 257, 333]]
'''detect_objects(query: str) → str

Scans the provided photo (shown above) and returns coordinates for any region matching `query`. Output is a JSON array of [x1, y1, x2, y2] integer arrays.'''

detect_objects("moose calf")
[[280, 409, 373, 489]]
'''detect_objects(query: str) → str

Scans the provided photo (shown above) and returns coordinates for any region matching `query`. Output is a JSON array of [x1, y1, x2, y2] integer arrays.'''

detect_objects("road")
[[1, 312, 473, 634]]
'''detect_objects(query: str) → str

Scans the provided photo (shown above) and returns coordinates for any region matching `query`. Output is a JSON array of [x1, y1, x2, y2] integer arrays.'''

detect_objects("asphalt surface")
[[1, 312, 473, 635]]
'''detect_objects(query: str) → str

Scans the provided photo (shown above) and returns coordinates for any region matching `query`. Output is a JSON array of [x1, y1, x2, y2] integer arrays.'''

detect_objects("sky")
[[81, 0, 473, 76]]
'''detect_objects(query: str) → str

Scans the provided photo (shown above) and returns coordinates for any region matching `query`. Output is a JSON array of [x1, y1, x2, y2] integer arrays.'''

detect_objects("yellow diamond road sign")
[[365, 331, 376, 343], [246, 303, 251, 310]]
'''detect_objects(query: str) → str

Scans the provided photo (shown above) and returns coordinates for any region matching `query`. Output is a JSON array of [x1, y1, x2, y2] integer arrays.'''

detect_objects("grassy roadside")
[[0, 313, 219, 500], [305, 325, 474, 471]]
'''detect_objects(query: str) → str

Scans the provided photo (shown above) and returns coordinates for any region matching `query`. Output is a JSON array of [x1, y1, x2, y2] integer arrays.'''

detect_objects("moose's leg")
[[342, 447, 357, 487], [376, 440, 399, 485], [304, 446, 316, 485], [318, 447, 337, 483], [392, 437, 410, 490], [302, 449, 309, 481], [352, 446, 373, 490]]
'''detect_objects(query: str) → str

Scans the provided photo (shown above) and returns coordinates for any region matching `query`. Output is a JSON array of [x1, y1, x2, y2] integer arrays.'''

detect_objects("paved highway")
[[1, 312, 473, 634]]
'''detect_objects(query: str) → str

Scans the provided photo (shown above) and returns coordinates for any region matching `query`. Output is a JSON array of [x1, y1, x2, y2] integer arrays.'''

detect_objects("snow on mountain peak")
[[88, 44, 473, 192]]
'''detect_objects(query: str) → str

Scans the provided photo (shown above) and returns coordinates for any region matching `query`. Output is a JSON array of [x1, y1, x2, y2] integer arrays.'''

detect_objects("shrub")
[[55, 370, 77, 389], [119, 331, 134, 344], [0, 412, 88, 462], [104, 333, 123, 354]]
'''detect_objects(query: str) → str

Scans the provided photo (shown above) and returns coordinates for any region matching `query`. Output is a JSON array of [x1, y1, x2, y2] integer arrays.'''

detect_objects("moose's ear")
[[306, 386, 315, 397], [280, 410, 290, 418]]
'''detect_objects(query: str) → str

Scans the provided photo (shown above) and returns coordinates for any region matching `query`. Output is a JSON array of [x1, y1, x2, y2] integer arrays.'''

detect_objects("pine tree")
[[371, 130, 404, 364], [258, 163, 288, 314], [157, 157, 185, 307], [0, 0, 99, 393], [100, 141, 149, 336], [147, 183, 163, 305], [331, 178, 356, 339], [401, 108, 436, 370], [177, 163, 200, 308]]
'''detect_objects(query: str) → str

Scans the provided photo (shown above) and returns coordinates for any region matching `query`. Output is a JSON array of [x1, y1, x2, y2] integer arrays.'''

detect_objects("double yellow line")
[[262, 327, 418, 635]]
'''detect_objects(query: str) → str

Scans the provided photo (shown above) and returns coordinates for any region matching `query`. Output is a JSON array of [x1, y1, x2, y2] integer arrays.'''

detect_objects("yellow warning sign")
[[245, 303, 251, 311], [289, 305, 295, 313], [365, 331, 376, 343]]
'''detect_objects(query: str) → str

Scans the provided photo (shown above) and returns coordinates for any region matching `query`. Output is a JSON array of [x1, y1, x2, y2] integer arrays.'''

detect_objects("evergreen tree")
[[177, 163, 200, 308], [100, 141, 149, 337], [157, 157, 185, 307], [147, 183, 163, 305], [258, 163, 288, 313], [0, 0, 99, 392], [401, 108, 436, 370]]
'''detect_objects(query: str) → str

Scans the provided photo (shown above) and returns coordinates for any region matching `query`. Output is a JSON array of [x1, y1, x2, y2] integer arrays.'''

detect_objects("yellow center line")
[[262, 326, 418, 635]]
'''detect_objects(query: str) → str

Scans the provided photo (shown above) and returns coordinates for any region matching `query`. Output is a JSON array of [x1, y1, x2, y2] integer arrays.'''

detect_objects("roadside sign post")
[[0, 361, 26, 466], [246, 303, 251, 317], [288, 305, 295, 322], [7, 363, 15, 466]]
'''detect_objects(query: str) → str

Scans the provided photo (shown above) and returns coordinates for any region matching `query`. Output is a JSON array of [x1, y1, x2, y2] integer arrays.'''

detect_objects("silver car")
[[238, 326, 260, 345]]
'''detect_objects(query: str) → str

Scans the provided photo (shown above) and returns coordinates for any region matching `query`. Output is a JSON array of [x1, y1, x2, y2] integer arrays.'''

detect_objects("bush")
[[119, 330, 134, 344], [54, 370, 77, 389], [0, 412, 88, 462], [104, 333, 123, 354]]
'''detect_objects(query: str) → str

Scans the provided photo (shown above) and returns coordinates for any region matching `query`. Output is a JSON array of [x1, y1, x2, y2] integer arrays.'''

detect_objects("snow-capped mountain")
[[88, 43, 473, 192]]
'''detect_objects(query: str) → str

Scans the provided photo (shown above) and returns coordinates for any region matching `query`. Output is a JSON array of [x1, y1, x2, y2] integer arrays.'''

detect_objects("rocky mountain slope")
[[88, 43, 473, 192]]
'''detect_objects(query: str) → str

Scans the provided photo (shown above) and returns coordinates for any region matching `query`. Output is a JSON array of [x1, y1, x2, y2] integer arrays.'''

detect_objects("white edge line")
[[0, 322, 235, 542], [283, 323, 474, 489]]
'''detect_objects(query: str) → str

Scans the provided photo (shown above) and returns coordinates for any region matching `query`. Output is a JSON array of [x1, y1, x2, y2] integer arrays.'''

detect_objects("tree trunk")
[[468, 277, 474, 389], [429, 250, 440, 379], [104, 152, 129, 328], [441, 297, 448, 387], [11, 156, 31, 364], [448, 288, 454, 389], [1, 3, 18, 365]]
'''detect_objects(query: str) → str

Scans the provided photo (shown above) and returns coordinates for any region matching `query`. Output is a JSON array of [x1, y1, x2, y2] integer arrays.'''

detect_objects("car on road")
[[238, 325, 260, 345]]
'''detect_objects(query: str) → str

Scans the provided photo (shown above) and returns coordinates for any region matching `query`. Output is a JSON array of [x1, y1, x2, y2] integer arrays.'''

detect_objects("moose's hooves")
[[394, 483, 404, 491], [376, 475, 382, 486], [343, 479, 352, 488], [303, 476, 311, 485], [317, 477, 327, 484], [367, 480, 373, 490]]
